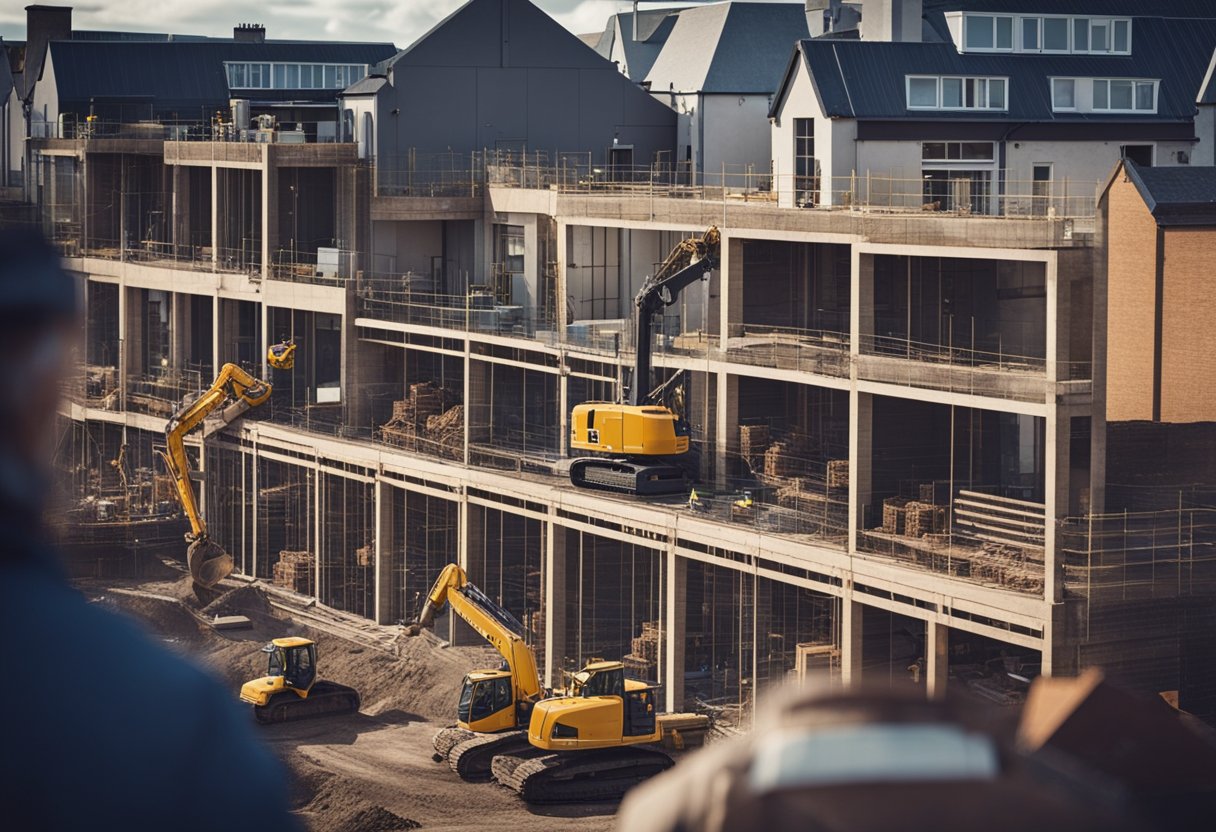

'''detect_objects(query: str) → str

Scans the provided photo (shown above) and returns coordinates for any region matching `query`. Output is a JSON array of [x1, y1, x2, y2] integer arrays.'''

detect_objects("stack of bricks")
[[378, 382, 463, 459], [882, 497, 910, 534], [272, 550, 314, 595], [623, 620, 661, 681], [739, 425, 770, 472], [827, 459, 849, 489], [355, 544, 373, 567], [763, 434, 814, 481], [904, 502, 947, 538]]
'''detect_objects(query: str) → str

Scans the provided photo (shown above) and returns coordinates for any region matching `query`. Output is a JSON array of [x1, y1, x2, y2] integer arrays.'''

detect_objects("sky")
[[0, 0, 630, 45]]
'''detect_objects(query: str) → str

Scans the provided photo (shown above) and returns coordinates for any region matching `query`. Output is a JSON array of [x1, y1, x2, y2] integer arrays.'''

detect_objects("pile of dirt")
[[337, 807, 421, 832], [299, 764, 422, 831]]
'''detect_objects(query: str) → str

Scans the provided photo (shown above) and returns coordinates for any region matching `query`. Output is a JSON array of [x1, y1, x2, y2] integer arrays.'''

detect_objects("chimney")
[[21, 5, 72, 94], [233, 23, 266, 44], [858, 0, 922, 43], [806, 1, 863, 38]]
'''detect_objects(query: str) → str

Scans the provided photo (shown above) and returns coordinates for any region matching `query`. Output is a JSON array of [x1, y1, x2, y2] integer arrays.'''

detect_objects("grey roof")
[[0, 41, 13, 102], [776, 14, 1216, 121], [1124, 160, 1216, 226], [645, 2, 809, 95], [47, 40, 397, 119], [341, 75, 387, 96]]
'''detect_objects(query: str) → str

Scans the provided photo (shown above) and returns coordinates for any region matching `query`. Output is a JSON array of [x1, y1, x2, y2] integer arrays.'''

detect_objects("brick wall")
[[1161, 227, 1216, 422], [1105, 172, 1158, 421]]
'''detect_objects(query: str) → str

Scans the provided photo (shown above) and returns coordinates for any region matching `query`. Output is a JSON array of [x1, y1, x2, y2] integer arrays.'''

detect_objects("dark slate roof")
[[645, 1, 809, 94], [47, 40, 397, 118], [1124, 159, 1216, 226], [342, 75, 387, 96], [0, 41, 13, 101], [780, 15, 1216, 121]]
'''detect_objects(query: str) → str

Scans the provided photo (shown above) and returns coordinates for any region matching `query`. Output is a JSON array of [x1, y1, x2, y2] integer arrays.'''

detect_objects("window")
[[794, 118, 817, 206], [323, 65, 337, 88], [224, 62, 369, 90], [1121, 145, 1153, 166], [1043, 18, 1068, 51], [908, 77, 939, 108], [922, 142, 995, 162], [1052, 78, 1075, 110], [285, 64, 299, 87], [1022, 17, 1039, 50], [907, 76, 1007, 111], [959, 13, 1131, 55], [1092, 79, 1156, 112]]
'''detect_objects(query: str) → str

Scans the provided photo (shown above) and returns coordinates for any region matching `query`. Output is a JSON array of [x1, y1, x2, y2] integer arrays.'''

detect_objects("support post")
[[841, 594, 864, 687], [664, 549, 686, 713], [926, 619, 949, 700], [544, 520, 567, 689]]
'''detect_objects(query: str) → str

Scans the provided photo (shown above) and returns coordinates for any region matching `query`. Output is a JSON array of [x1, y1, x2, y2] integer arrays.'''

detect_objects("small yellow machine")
[[267, 340, 297, 370], [568, 227, 719, 495], [160, 355, 291, 587], [239, 637, 360, 724], [413, 563, 545, 778]]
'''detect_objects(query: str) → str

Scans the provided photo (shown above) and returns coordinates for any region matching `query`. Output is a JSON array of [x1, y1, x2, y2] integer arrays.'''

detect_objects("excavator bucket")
[[188, 538, 234, 588]]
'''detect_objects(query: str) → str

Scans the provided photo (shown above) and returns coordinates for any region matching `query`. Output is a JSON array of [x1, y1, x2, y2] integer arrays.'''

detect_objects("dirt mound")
[[200, 583, 272, 619], [337, 807, 421, 831], [300, 766, 422, 831]]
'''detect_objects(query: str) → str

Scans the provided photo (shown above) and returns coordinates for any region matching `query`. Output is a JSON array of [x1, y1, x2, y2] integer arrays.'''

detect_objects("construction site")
[[5, 0, 1216, 827]]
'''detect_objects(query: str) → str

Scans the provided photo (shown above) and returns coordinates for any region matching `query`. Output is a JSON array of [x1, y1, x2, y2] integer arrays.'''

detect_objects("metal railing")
[[356, 273, 554, 336], [270, 248, 356, 286], [31, 117, 350, 145]]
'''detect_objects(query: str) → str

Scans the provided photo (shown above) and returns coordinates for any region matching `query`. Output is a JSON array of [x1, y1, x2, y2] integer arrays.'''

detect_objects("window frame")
[[1090, 78, 1158, 113], [1050, 78, 1076, 112], [224, 61, 371, 90], [906, 75, 1009, 112], [958, 12, 1132, 55]]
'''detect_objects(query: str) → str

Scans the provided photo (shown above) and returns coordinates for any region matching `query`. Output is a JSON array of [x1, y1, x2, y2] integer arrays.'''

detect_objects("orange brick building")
[[1100, 160, 1216, 424]]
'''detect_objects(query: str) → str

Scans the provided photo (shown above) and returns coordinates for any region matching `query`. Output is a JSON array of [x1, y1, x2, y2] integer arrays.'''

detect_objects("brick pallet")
[[739, 424, 770, 469], [904, 501, 946, 538], [827, 459, 849, 489], [882, 497, 910, 534], [272, 549, 314, 595]]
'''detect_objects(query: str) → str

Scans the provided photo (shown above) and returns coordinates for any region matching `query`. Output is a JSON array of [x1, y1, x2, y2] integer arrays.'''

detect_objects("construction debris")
[[272, 549, 314, 595], [378, 382, 463, 460]]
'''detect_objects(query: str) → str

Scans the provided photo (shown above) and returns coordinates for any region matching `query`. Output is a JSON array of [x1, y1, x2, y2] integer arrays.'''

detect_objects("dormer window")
[[907, 76, 1008, 111], [1050, 77, 1158, 114], [957, 13, 1131, 55]]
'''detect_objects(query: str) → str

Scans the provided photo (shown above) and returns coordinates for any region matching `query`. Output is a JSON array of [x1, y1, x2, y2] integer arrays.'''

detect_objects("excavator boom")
[[161, 362, 272, 587]]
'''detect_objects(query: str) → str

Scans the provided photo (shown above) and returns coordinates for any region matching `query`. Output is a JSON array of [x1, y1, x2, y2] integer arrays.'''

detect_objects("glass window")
[[324, 65, 338, 88], [947, 143, 961, 160], [1073, 19, 1089, 51], [274, 64, 285, 88], [259, 64, 271, 88], [1135, 82, 1154, 111], [1052, 78, 1075, 109], [942, 77, 962, 108], [1022, 18, 1039, 50], [922, 142, 946, 161], [1091, 22, 1108, 52], [349, 65, 365, 82], [995, 17, 1013, 49], [1043, 18, 1068, 50], [989, 78, 1006, 109], [286, 64, 299, 88], [1110, 80, 1133, 110], [248, 64, 261, 88], [1093, 79, 1108, 109], [908, 77, 938, 108], [1113, 19, 1130, 52], [961, 142, 994, 161], [231, 63, 247, 88], [965, 15, 994, 49]]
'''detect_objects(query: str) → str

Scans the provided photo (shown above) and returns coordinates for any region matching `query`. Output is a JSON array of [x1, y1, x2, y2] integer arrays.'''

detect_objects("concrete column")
[[261, 165, 275, 280], [250, 435, 259, 578], [1041, 600, 1075, 678], [313, 463, 323, 604], [856, 252, 875, 348], [1045, 253, 1060, 383], [558, 363, 569, 455], [117, 280, 128, 411], [211, 293, 220, 374], [171, 292, 188, 371], [720, 234, 742, 344], [841, 594, 864, 687], [555, 222, 568, 335], [210, 166, 218, 268], [544, 520, 568, 689], [1044, 405, 1063, 605], [715, 373, 736, 490], [663, 549, 686, 713], [373, 479, 393, 625], [848, 390, 873, 550], [926, 619, 949, 700], [259, 300, 269, 378]]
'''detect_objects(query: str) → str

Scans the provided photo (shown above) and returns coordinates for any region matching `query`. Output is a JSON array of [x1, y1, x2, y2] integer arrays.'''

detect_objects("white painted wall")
[[1198, 104, 1216, 167], [29, 52, 58, 139], [700, 94, 773, 179], [339, 94, 376, 161]]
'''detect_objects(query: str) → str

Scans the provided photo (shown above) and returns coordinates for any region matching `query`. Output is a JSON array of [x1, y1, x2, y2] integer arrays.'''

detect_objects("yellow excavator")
[[413, 563, 545, 779], [160, 354, 291, 588], [490, 660, 701, 803], [238, 637, 361, 724], [567, 227, 720, 495]]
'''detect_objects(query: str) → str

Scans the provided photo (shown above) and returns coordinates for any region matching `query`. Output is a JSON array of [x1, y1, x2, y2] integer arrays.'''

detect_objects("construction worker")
[[0, 232, 300, 831], [688, 488, 704, 512]]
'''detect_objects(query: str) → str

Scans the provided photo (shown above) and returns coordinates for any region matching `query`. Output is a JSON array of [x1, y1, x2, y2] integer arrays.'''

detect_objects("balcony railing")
[[31, 117, 350, 145]]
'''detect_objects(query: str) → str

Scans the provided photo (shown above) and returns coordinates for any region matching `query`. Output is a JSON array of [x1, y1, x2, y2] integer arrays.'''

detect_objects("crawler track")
[[491, 746, 674, 803], [448, 731, 531, 780], [254, 681, 361, 725], [569, 458, 687, 496]]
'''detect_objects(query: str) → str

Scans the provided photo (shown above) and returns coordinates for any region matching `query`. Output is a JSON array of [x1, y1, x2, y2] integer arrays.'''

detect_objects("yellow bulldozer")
[[239, 637, 360, 724]]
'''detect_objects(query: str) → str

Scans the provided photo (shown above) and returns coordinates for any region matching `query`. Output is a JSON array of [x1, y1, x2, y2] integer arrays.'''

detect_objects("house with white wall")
[[770, 2, 1216, 211]]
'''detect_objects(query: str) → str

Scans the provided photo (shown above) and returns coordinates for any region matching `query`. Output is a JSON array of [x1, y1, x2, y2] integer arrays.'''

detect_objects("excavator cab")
[[457, 670, 518, 733], [239, 637, 360, 724]]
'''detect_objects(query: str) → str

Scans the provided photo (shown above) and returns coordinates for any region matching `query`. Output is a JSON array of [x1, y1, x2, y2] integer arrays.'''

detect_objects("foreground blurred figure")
[[618, 672, 1216, 832], [0, 232, 300, 831]]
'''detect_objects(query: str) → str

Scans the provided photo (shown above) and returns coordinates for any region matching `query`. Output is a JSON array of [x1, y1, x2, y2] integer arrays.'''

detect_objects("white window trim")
[[1049, 77, 1158, 114], [1092, 78, 1159, 114], [906, 75, 1010, 112], [958, 12, 1132, 55]]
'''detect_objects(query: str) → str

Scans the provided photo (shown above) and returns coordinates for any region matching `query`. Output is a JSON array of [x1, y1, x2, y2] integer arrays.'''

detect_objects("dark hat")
[[0, 229, 78, 325]]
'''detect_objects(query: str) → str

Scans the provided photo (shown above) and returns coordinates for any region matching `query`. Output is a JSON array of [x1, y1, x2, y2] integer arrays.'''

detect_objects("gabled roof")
[[644, 1, 809, 95], [774, 15, 1216, 122], [602, 10, 680, 81], [342, 75, 387, 97], [46, 40, 397, 118], [1123, 159, 1216, 227], [387, 0, 610, 72]]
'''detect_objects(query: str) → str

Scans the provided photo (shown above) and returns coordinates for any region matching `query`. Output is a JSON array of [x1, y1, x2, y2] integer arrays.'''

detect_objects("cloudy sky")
[[0, 1, 629, 45]]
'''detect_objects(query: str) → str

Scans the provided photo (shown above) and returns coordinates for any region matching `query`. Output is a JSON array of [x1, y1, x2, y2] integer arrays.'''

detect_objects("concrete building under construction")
[[15, 0, 1216, 724]]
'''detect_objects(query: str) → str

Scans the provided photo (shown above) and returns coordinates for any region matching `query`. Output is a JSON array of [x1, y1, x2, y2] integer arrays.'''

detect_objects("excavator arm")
[[628, 226, 720, 406], [416, 564, 543, 705], [160, 362, 272, 587]]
